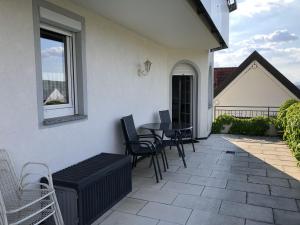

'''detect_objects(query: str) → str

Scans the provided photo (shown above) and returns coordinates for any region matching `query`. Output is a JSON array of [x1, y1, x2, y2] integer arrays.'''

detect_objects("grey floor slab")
[[173, 194, 221, 212], [245, 220, 273, 225], [157, 221, 181, 225], [188, 176, 227, 188], [220, 201, 273, 223], [289, 179, 300, 189], [186, 209, 245, 225], [273, 209, 300, 225], [100, 211, 158, 225], [210, 171, 247, 182], [138, 202, 191, 225], [248, 175, 289, 187], [227, 180, 269, 195], [231, 167, 266, 176], [162, 171, 191, 183], [270, 186, 300, 199], [201, 186, 246, 203], [130, 188, 177, 204], [161, 181, 204, 195], [113, 198, 147, 214], [248, 193, 298, 211], [97, 135, 300, 225]]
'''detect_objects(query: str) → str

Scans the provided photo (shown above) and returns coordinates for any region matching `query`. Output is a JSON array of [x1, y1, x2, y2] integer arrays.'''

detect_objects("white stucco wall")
[[214, 61, 299, 107], [0, 0, 211, 174]]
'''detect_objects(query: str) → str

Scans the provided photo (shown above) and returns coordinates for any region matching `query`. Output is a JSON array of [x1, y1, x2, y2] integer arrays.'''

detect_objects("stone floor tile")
[[201, 186, 246, 203], [266, 169, 291, 179], [248, 193, 298, 211], [176, 167, 212, 177], [227, 181, 269, 195], [186, 209, 244, 225], [245, 220, 273, 225], [138, 202, 191, 225], [297, 200, 300, 210], [220, 201, 273, 223], [162, 172, 191, 183], [114, 198, 147, 214], [130, 188, 177, 204], [231, 167, 266, 176], [157, 221, 181, 225], [273, 209, 300, 225], [92, 210, 113, 225], [248, 175, 289, 187], [210, 171, 247, 182], [161, 181, 204, 195], [100, 211, 158, 225], [188, 176, 227, 188], [173, 194, 221, 212], [270, 186, 300, 199], [132, 177, 167, 191]]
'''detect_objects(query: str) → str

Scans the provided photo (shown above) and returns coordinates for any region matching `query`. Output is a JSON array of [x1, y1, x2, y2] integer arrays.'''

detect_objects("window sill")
[[43, 115, 87, 126]]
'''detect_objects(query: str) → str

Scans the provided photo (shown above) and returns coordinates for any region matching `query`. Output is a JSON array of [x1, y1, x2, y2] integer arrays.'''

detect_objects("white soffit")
[[72, 0, 219, 50]]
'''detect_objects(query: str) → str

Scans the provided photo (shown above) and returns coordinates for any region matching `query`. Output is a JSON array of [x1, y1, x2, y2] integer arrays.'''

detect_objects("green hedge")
[[282, 102, 300, 162], [276, 99, 298, 130], [212, 115, 272, 136]]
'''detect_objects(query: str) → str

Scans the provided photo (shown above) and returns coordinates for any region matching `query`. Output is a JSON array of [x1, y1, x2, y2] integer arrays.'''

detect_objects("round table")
[[140, 122, 192, 132]]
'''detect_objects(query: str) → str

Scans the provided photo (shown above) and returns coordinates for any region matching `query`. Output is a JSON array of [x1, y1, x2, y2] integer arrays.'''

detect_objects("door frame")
[[169, 60, 200, 138]]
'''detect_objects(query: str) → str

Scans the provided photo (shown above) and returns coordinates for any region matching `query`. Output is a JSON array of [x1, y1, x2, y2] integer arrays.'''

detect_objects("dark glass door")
[[172, 76, 193, 125]]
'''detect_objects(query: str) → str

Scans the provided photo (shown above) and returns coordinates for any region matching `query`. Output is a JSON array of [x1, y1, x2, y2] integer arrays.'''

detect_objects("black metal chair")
[[159, 110, 196, 153], [120, 115, 168, 183]]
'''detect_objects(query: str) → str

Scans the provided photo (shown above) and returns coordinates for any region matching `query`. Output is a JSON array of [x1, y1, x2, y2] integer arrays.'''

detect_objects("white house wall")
[[214, 61, 299, 107], [0, 0, 211, 174]]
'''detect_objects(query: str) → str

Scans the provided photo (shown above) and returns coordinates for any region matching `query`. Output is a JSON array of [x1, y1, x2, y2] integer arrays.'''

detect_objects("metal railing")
[[214, 106, 280, 120]]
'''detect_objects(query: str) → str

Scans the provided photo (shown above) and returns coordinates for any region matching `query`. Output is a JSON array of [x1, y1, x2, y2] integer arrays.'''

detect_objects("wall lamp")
[[138, 59, 152, 76]]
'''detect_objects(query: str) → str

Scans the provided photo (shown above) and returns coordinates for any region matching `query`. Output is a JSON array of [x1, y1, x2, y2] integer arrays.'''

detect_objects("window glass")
[[40, 29, 69, 105]]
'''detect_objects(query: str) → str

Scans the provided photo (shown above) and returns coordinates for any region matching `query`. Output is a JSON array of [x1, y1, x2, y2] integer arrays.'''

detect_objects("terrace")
[[94, 134, 300, 225]]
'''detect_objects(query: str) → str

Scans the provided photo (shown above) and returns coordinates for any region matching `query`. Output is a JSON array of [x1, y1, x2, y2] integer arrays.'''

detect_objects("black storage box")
[[45, 153, 132, 225]]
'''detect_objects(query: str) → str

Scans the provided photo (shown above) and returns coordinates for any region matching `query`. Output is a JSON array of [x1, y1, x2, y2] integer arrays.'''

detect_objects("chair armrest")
[[127, 140, 155, 150]]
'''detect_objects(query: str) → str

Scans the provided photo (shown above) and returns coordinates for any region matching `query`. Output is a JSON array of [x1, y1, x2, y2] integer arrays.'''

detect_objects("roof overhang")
[[71, 0, 226, 50]]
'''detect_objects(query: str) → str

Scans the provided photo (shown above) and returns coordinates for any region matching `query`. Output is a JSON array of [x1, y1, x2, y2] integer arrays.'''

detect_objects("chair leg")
[[162, 148, 169, 169], [176, 143, 187, 168], [132, 156, 135, 168], [155, 153, 163, 180], [160, 151, 166, 172], [191, 140, 196, 152], [52, 194, 64, 225], [151, 156, 159, 183], [180, 142, 186, 157]]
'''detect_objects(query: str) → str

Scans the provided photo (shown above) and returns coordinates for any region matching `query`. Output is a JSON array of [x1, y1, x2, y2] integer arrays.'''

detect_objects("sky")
[[215, 0, 300, 85]]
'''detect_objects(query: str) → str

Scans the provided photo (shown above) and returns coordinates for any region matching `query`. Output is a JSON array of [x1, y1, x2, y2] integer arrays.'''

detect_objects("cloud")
[[253, 30, 298, 43], [41, 47, 64, 58], [234, 0, 295, 17], [214, 31, 300, 83]]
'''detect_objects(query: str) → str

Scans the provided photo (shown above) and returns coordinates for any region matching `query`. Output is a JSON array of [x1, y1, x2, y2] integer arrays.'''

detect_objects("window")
[[33, 0, 87, 125], [41, 26, 76, 118], [208, 66, 213, 109]]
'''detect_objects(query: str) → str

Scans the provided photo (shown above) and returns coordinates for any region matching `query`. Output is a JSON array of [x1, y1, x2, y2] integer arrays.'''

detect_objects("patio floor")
[[95, 134, 300, 225]]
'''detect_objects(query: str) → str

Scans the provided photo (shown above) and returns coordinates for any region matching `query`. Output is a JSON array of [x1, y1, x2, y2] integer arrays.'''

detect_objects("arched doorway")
[[171, 62, 199, 137]]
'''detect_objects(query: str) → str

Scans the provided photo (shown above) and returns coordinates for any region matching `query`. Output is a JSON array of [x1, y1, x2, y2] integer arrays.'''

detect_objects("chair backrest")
[[120, 115, 139, 142], [0, 150, 20, 212], [159, 110, 171, 123], [120, 115, 140, 154]]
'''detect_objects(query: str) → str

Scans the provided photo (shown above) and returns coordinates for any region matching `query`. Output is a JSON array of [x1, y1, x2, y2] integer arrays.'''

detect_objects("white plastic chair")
[[0, 149, 64, 225]]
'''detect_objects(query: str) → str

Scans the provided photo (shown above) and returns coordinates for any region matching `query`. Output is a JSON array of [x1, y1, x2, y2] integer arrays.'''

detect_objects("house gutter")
[[187, 0, 237, 52]]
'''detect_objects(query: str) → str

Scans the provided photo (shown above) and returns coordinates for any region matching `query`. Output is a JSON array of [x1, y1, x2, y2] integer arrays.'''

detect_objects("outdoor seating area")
[[121, 110, 196, 183], [94, 134, 300, 225]]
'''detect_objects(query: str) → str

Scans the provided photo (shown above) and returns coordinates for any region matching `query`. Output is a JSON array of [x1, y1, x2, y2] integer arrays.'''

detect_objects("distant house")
[[214, 51, 300, 118]]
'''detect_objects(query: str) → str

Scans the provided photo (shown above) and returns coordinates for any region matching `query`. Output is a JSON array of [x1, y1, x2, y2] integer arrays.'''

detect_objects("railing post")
[[267, 107, 270, 118]]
